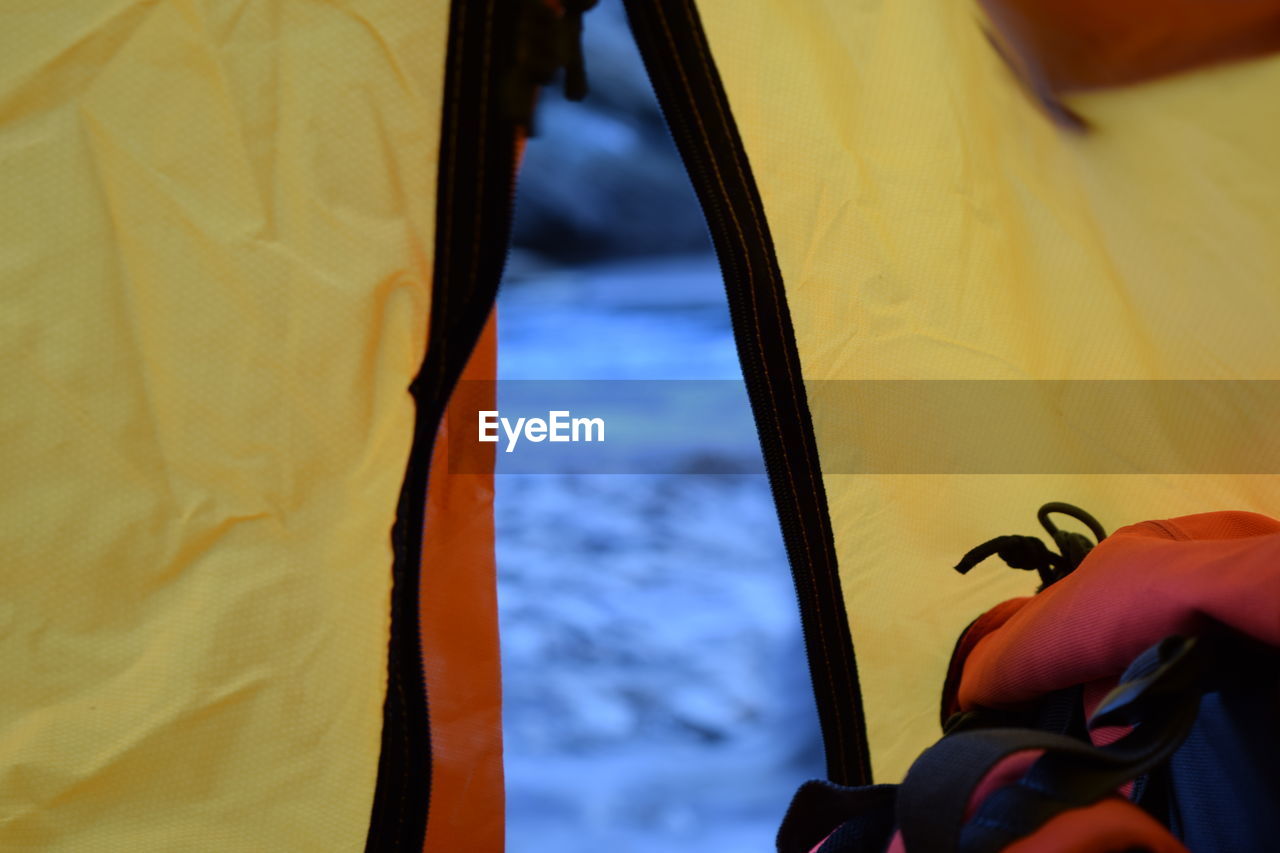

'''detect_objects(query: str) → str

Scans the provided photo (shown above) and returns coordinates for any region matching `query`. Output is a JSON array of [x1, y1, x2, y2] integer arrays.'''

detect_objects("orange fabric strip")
[[420, 312, 504, 852]]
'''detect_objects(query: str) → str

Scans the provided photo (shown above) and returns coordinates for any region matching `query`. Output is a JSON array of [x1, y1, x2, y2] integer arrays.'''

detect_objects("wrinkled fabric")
[[0, 3, 446, 848], [695, 0, 1280, 780]]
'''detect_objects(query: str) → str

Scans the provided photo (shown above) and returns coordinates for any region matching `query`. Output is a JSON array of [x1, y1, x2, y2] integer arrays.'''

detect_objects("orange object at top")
[[979, 0, 1280, 121]]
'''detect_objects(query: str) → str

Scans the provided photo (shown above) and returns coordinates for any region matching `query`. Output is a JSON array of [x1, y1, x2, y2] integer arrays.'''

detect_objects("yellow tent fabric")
[[1, 2, 446, 847], [693, 0, 1280, 782]]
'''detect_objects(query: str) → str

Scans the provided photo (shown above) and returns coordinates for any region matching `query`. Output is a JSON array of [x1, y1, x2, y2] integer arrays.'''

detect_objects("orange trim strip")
[[420, 312, 503, 852]]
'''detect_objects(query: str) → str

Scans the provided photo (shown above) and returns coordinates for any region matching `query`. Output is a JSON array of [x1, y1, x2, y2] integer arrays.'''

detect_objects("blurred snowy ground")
[[496, 3, 825, 849], [497, 255, 825, 853]]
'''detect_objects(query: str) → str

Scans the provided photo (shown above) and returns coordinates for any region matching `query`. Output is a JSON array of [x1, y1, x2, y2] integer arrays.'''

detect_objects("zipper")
[[365, 1, 523, 850], [622, 0, 873, 786], [366, 1, 597, 849]]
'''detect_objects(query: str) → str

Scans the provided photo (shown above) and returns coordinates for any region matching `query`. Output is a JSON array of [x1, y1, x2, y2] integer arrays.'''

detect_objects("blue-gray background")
[[495, 1, 825, 850]]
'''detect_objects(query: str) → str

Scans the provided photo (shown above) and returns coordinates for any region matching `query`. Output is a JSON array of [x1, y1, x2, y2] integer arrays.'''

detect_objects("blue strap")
[[776, 781, 896, 853], [899, 635, 1205, 853]]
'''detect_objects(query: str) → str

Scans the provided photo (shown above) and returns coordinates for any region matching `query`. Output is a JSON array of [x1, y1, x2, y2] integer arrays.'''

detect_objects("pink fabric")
[[823, 511, 1280, 852], [959, 512, 1280, 711]]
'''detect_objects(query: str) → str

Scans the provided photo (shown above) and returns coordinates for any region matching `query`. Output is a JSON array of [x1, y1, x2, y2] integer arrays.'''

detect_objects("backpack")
[[778, 506, 1280, 853]]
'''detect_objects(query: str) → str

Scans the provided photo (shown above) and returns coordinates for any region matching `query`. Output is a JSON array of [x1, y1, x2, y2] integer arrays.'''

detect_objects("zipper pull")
[[504, 0, 598, 135], [560, 0, 596, 102]]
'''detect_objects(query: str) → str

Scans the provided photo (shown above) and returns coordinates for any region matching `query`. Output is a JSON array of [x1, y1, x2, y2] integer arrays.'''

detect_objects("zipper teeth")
[[622, 0, 871, 786], [367, 1, 522, 849], [414, 131, 522, 715], [626, 0, 808, 723]]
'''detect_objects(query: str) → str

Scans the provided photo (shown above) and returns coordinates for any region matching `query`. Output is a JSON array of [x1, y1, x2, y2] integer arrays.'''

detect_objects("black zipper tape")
[[365, 1, 521, 849], [622, 0, 873, 786]]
